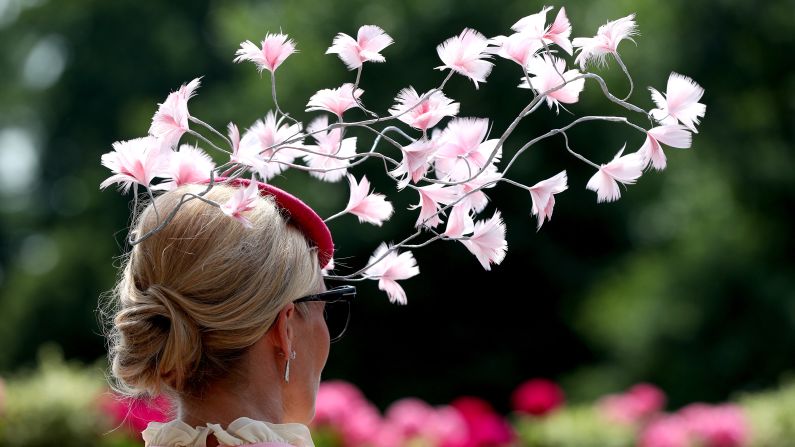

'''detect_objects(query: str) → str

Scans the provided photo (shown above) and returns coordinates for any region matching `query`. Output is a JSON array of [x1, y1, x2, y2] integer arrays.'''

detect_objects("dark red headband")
[[214, 177, 334, 268]]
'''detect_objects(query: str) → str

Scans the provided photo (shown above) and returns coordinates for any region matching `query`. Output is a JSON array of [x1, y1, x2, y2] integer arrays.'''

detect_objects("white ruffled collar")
[[141, 417, 315, 447]]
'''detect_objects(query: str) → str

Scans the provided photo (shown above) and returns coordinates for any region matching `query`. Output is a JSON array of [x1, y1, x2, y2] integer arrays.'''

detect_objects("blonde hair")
[[101, 184, 322, 399]]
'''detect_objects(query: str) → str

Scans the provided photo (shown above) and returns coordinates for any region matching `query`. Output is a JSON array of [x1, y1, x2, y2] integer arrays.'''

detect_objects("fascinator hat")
[[100, 8, 705, 304], [219, 177, 334, 269]]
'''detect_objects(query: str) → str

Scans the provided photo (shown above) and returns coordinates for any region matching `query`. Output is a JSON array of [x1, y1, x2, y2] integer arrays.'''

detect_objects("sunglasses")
[[294, 285, 356, 342]]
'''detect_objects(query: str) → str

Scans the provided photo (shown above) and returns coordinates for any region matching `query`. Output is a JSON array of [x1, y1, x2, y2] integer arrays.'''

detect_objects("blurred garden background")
[[0, 0, 793, 445]]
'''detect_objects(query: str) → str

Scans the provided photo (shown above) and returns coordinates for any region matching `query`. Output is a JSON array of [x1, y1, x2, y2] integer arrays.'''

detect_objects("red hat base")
[[212, 177, 334, 269]]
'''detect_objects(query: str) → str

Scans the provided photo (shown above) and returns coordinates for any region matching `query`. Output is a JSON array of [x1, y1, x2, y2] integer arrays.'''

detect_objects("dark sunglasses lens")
[[323, 300, 350, 342]]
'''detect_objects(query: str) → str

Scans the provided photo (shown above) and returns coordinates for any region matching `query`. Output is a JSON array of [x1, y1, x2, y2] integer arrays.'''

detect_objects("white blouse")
[[141, 417, 316, 447]]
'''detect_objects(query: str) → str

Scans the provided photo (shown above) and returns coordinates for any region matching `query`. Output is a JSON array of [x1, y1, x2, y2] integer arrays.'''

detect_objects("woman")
[[104, 180, 353, 447]]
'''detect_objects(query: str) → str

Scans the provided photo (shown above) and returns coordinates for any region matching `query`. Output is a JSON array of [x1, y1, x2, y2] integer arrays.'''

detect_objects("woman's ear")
[[269, 303, 296, 356]]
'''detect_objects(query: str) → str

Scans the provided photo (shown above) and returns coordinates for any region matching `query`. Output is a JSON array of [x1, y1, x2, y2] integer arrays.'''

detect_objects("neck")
[[178, 382, 286, 428], [177, 345, 287, 429]]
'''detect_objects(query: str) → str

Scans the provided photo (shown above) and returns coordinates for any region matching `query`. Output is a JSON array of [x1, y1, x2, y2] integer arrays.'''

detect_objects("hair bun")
[[110, 281, 203, 396]]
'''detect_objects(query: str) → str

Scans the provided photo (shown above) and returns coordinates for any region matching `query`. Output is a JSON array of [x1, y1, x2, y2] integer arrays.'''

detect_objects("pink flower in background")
[[460, 211, 508, 271], [639, 414, 691, 447], [586, 145, 645, 203], [599, 383, 666, 424], [363, 243, 419, 304], [313, 382, 470, 447], [435, 117, 501, 182], [327, 25, 394, 70], [306, 83, 364, 117], [573, 14, 638, 69], [436, 29, 494, 88], [149, 78, 201, 150], [451, 397, 513, 447], [314, 380, 369, 427], [98, 393, 172, 438], [411, 184, 460, 228], [220, 180, 259, 228], [511, 378, 565, 416], [638, 124, 693, 171], [520, 54, 585, 112], [303, 116, 357, 182], [339, 401, 385, 447], [315, 382, 385, 447], [487, 33, 542, 67], [386, 398, 436, 439], [649, 73, 707, 133], [528, 171, 568, 230], [428, 405, 470, 447], [344, 175, 394, 226], [390, 138, 438, 189], [154, 144, 215, 190], [384, 399, 470, 447], [234, 33, 297, 73], [100, 136, 169, 192], [640, 403, 748, 447], [681, 404, 748, 447], [511, 6, 573, 55], [388, 87, 460, 131], [371, 421, 404, 447], [237, 111, 303, 181]]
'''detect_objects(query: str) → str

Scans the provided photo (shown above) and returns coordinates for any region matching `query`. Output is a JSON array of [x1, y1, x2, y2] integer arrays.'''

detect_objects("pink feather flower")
[[326, 25, 394, 70], [390, 138, 438, 189], [410, 184, 460, 228], [364, 243, 420, 304], [435, 28, 494, 89], [586, 145, 645, 203], [344, 174, 394, 226], [153, 144, 216, 191], [572, 14, 638, 69], [237, 111, 303, 181], [303, 116, 357, 182], [649, 72, 706, 133], [460, 211, 508, 271], [444, 202, 475, 238], [435, 117, 502, 182], [148, 78, 201, 150], [306, 83, 364, 118], [519, 54, 585, 112], [638, 124, 692, 171], [388, 87, 460, 131], [234, 33, 296, 73], [454, 165, 502, 214], [511, 6, 573, 55], [220, 180, 259, 228], [228, 122, 240, 155], [487, 33, 543, 67], [100, 136, 170, 193], [528, 171, 568, 230]]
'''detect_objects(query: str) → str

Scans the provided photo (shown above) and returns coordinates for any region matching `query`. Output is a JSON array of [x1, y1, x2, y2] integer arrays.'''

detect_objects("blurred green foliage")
[[0, 0, 793, 415], [514, 405, 636, 447], [0, 344, 136, 447], [740, 376, 795, 446]]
